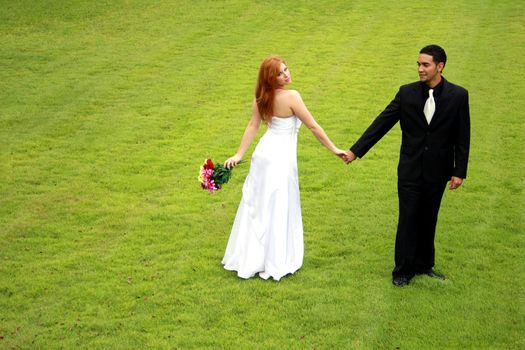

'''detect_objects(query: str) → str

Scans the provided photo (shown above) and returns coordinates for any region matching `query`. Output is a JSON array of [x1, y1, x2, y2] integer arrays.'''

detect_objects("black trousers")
[[392, 179, 447, 278]]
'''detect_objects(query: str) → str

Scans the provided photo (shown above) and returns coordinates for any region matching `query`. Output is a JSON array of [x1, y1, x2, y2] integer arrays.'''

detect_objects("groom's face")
[[417, 54, 444, 86]]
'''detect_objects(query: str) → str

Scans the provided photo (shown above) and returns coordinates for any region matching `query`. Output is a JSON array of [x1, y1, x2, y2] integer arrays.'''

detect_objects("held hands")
[[342, 150, 357, 164], [224, 155, 242, 169], [334, 148, 347, 161], [334, 148, 357, 164]]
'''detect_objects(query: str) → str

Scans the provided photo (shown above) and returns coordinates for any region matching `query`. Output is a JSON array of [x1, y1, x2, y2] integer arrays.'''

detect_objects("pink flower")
[[199, 167, 218, 193]]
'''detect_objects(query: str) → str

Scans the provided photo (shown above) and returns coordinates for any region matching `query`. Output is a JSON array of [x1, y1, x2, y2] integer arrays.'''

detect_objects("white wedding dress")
[[222, 116, 304, 281]]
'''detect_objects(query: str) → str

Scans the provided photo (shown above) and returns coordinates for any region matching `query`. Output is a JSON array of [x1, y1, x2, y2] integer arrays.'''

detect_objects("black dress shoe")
[[392, 275, 411, 287], [424, 269, 446, 280]]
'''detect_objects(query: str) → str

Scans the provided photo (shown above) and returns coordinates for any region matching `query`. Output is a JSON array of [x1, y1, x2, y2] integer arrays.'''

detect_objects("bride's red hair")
[[255, 56, 285, 123]]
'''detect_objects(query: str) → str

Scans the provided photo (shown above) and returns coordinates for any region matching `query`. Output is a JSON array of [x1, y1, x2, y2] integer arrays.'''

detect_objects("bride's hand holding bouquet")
[[224, 154, 243, 169]]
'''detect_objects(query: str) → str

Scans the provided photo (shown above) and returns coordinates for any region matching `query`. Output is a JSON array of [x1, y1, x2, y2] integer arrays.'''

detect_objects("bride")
[[222, 55, 345, 281]]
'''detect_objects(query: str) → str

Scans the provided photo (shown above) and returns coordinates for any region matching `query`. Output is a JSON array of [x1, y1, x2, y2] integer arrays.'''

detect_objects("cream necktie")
[[423, 89, 435, 124]]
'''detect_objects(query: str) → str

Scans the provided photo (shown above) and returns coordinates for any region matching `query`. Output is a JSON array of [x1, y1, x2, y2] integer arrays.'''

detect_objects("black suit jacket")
[[350, 78, 470, 182]]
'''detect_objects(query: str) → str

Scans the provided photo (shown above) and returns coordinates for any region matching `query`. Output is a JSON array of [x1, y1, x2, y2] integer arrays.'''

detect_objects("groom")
[[344, 45, 470, 287]]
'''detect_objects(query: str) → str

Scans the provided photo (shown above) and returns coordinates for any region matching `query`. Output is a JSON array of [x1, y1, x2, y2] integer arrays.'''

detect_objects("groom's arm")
[[452, 88, 470, 179], [350, 89, 402, 159], [448, 88, 470, 190]]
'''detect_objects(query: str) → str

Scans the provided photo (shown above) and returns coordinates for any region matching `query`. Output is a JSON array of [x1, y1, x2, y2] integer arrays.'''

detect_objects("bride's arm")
[[289, 90, 345, 156], [224, 99, 262, 169]]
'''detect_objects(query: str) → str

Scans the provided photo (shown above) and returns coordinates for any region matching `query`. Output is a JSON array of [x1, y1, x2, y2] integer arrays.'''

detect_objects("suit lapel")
[[411, 83, 428, 125], [430, 78, 455, 126]]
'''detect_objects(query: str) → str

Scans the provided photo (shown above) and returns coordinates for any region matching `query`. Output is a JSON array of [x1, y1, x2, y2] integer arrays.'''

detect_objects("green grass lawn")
[[1, 1, 524, 348]]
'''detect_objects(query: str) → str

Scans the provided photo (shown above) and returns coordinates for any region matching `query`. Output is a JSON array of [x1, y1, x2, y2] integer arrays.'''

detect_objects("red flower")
[[204, 159, 215, 170]]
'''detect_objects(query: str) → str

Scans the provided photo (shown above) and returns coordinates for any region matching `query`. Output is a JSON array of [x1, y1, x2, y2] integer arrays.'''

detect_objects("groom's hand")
[[343, 150, 357, 164], [449, 176, 463, 190]]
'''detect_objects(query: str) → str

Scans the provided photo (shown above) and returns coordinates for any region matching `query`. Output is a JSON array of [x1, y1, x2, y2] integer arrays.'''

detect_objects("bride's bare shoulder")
[[278, 89, 301, 101]]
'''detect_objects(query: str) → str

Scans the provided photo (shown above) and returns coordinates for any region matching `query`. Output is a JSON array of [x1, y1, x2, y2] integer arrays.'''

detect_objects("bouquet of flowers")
[[198, 159, 236, 193]]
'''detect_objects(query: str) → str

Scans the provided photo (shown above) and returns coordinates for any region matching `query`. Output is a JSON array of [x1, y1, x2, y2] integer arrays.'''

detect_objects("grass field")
[[1, 1, 524, 348]]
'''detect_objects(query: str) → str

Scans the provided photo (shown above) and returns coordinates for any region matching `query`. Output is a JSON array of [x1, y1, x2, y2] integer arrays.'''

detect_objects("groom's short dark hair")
[[420, 45, 447, 67]]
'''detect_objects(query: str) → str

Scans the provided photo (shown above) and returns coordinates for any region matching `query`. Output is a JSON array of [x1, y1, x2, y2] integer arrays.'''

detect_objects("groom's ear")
[[437, 62, 445, 73]]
